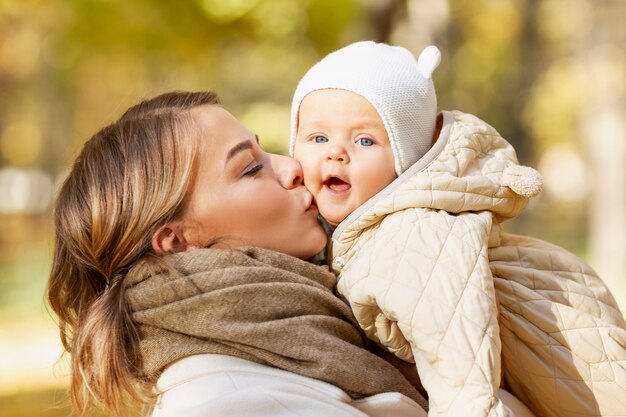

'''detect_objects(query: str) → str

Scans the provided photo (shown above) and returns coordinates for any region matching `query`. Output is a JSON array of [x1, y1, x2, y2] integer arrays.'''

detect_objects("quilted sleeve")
[[336, 209, 511, 417], [491, 233, 626, 417]]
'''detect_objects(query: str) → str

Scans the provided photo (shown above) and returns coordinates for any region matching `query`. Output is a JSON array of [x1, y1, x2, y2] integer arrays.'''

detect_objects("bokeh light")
[[538, 145, 590, 203]]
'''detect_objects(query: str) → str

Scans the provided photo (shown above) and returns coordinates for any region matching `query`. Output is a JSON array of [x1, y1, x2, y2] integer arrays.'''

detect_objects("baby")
[[290, 41, 626, 417]]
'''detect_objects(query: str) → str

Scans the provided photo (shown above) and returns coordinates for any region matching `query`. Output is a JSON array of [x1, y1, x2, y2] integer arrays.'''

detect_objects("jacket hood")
[[333, 111, 543, 239]]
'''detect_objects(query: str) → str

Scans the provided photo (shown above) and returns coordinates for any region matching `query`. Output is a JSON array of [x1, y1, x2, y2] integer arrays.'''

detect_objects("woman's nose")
[[326, 146, 349, 164], [271, 153, 304, 189]]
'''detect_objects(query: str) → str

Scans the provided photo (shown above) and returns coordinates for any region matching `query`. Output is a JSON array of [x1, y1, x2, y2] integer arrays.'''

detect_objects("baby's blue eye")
[[359, 138, 374, 146], [314, 136, 329, 143]]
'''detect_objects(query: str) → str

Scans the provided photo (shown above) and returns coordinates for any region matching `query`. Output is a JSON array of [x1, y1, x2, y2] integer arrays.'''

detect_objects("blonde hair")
[[47, 91, 220, 417]]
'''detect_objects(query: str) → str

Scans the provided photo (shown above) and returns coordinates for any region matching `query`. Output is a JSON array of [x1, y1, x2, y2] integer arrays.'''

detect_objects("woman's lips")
[[324, 177, 351, 196], [304, 192, 319, 212]]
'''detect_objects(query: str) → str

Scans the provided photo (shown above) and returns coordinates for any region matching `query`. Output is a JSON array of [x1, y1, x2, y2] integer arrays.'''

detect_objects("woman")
[[47, 91, 429, 417]]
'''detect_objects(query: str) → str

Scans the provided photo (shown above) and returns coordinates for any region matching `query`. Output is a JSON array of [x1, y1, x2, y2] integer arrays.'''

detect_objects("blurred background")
[[0, 0, 624, 415]]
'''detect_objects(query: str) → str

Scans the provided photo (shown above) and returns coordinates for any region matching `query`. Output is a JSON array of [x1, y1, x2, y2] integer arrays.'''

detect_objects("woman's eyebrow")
[[226, 140, 254, 162]]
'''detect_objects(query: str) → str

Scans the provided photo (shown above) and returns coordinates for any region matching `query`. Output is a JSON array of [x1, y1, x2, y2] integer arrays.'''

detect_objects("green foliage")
[[0, 388, 73, 417]]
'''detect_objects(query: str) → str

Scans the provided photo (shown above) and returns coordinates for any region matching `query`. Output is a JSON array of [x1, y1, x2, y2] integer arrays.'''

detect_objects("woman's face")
[[175, 105, 327, 259]]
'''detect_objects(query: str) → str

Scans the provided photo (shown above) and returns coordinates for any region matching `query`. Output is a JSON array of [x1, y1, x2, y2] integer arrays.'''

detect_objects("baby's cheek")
[[300, 165, 320, 189]]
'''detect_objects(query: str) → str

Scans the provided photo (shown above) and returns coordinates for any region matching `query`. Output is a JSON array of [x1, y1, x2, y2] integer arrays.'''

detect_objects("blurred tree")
[[435, 0, 536, 162], [577, 0, 626, 311], [367, 0, 408, 42]]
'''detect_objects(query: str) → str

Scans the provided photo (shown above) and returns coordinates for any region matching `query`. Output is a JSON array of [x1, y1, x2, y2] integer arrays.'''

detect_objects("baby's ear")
[[416, 45, 441, 79], [501, 164, 544, 198]]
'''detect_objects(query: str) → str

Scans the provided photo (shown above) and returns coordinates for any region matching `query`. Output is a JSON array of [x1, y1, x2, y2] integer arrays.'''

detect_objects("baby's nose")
[[326, 146, 349, 163]]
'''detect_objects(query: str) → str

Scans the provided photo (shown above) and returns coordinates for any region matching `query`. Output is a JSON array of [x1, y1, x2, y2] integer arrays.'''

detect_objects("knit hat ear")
[[289, 41, 441, 175], [417, 45, 441, 79]]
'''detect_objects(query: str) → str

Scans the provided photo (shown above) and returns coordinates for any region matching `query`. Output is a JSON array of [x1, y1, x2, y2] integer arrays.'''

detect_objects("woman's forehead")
[[191, 106, 259, 176], [192, 105, 251, 149]]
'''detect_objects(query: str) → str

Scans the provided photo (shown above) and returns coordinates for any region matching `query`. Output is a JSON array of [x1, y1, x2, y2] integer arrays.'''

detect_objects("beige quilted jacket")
[[331, 111, 626, 417]]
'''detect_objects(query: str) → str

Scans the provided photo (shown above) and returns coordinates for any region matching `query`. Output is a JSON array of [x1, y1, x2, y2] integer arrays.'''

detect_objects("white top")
[[149, 354, 428, 417]]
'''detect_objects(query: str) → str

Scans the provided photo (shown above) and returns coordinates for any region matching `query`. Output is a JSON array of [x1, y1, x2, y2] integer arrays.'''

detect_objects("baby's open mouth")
[[324, 176, 351, 192]]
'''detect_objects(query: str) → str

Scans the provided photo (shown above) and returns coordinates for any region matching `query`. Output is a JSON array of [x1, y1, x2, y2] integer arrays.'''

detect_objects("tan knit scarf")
[[125, 247, 427, 409]]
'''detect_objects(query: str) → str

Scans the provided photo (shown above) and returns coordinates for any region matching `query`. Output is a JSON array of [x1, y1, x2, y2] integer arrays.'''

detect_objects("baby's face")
[[294, 89, 397, 226]]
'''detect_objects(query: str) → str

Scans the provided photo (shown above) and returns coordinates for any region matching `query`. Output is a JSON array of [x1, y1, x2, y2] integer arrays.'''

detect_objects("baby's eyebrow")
[[351, 118, 383, 129]]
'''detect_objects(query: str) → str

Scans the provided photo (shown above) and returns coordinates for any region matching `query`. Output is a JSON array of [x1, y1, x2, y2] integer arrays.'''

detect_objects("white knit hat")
[[289, 41, 441, 175]]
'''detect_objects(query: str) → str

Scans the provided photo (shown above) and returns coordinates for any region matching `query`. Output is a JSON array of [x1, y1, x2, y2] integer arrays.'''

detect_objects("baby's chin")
[[319, 208, 349, 227]]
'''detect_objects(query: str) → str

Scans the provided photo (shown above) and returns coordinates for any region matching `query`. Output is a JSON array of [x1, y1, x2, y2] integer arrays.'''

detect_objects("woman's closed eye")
[[243, 163, 264, 177]]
